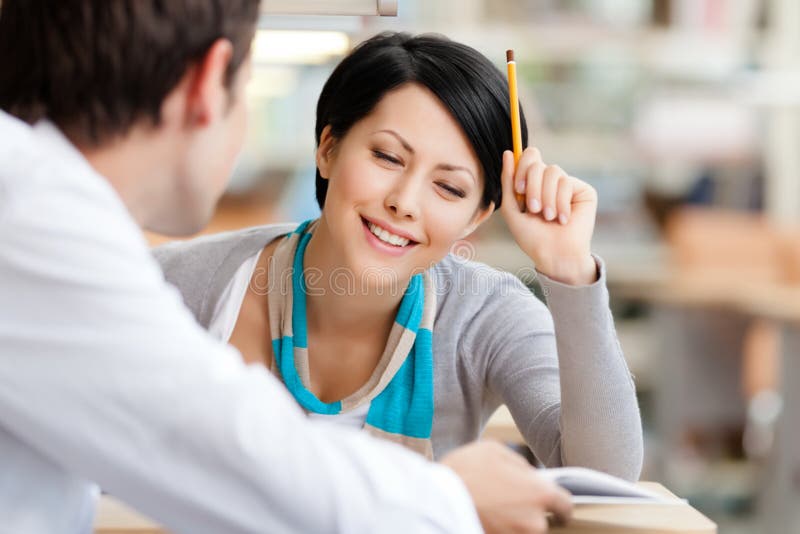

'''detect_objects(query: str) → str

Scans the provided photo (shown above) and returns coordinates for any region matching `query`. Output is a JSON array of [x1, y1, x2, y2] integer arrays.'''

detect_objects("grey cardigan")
[[154, 223, 643, 480]]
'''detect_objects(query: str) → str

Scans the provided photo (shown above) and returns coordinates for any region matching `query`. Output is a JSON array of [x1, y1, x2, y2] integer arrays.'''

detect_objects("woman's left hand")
[[499, 147, 598, 286]]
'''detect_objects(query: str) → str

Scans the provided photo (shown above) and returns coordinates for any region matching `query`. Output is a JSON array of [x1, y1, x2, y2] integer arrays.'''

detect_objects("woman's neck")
[[302, 220, 408, 339]]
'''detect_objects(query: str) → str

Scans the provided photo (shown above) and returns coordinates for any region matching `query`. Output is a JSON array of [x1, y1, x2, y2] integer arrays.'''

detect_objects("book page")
[[538, 467, 685, 504]]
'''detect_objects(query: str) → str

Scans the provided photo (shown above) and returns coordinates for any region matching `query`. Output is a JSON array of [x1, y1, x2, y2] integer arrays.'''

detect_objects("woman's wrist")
[[535, 255, 598, 286]]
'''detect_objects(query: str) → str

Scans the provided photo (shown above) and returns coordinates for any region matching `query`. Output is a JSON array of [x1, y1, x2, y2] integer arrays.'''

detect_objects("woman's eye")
[[372, 150, 401, 165], [437, 182, 466, 198]]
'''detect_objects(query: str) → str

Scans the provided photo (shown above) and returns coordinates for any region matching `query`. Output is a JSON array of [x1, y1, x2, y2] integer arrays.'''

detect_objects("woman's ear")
[[460, 201, 495, 239], [316, 125, 337, 180]]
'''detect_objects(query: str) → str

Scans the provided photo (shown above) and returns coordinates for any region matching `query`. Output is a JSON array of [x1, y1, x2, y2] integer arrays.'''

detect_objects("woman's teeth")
[[367, 222, 411, 247]]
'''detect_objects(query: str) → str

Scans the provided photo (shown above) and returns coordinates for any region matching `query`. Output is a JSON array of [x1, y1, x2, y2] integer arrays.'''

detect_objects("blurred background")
[[152, 1, 800, 532]]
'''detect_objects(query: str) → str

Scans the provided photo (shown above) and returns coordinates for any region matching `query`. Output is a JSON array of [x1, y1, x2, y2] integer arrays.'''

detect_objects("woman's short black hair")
[[314, 31, 528, 211]]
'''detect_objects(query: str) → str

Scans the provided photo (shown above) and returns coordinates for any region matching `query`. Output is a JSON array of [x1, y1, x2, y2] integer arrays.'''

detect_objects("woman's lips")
[[361, 217, 418, 257]]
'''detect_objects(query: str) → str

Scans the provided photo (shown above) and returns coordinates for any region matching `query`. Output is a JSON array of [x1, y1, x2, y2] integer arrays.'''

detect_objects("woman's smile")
[[360, 215, 420, 257], [361, 217, 419, 256]]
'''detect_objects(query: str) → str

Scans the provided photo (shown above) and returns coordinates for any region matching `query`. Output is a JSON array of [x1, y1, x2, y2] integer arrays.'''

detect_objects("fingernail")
[[559, 213, 568, 225], [544, 206, 555, 221], [515, 179, 525, 195], [530, 198, 541, 213]]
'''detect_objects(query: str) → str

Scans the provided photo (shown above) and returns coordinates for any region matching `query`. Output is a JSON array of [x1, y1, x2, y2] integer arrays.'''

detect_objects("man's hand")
[[441, 441, 573, 534]]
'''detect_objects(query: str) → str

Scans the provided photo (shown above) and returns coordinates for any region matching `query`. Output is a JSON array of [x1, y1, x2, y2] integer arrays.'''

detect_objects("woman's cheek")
[[339, 163, 384, 200]]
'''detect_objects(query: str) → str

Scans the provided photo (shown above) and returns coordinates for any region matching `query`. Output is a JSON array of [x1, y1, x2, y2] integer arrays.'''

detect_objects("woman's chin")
[[337, 259, 410, 296]]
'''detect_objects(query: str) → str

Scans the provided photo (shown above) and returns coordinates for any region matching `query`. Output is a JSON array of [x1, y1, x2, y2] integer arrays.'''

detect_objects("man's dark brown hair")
[[0, 0, 260, 146]]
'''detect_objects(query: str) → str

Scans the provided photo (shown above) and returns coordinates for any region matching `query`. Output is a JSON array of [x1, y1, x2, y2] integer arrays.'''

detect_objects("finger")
[[500, 150, 521, 213], [513, 147, 542, 196], [572, 179, 598, 206], [544, 486, 574, 526], [555, 177, 574, 225], [525, 161, 545, 214], [524, 512, 549, 534], [540, 165, 564, 221]]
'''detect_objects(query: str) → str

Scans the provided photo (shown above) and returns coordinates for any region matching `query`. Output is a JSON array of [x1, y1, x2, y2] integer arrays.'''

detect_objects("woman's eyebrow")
[[374, 129, 415, 153], [373, 129, 476, 184], [437, 163, 476, 184]]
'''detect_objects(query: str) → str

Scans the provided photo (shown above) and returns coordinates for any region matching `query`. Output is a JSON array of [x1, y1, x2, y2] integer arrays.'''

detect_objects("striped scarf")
[[267, 220, 436, 458]]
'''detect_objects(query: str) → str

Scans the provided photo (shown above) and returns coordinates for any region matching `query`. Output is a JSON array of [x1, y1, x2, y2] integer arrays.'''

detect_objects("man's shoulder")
[[0, 111, 33, 144], [0, 114, 112, 206], [0, 114, 48, 220], [0, 112, 36, 176]]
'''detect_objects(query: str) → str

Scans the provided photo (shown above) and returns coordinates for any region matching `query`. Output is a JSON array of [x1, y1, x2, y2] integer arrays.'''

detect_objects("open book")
[[539, 467, 685, 505]]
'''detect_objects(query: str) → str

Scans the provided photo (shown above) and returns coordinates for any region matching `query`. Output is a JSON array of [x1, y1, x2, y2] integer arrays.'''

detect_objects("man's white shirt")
[[0, 111, 482, 534]]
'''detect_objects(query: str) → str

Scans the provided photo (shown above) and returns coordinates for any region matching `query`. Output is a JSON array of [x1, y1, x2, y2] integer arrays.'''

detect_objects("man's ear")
[[316, 125, 337, 180], [183, 38, 234, 127], [460, 201, 495, 239]]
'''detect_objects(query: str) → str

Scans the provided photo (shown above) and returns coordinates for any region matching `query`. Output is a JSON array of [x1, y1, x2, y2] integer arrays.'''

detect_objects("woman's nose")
[[385, 179, 421, 220]]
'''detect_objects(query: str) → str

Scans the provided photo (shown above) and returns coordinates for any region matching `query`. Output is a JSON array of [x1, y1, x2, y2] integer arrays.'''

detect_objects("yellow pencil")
[[506, 49, 525, 208]]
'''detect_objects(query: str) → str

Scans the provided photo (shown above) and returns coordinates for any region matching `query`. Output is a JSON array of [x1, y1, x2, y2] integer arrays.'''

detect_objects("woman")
[[155, 32, 643, 479]]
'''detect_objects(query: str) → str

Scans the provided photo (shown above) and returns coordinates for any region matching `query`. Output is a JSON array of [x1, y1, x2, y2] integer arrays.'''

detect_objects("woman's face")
[[316, 82, 493, 284]]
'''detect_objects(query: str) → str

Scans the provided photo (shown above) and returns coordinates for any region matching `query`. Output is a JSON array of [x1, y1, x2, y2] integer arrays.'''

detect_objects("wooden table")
[[551, 483, 715, 534], [616, 274, 800, 534], [94, 497, 161, 534], [94, 482, 715, 534], [483, 404, 524, 443]]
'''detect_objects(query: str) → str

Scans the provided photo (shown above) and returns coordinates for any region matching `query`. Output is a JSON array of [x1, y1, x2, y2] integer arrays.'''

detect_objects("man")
[[0, 2, 572, 533]]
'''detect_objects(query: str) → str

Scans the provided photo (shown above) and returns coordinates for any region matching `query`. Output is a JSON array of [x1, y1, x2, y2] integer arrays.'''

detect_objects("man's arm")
[[0, 135, 573, 533], [0, 168, 483, 534]]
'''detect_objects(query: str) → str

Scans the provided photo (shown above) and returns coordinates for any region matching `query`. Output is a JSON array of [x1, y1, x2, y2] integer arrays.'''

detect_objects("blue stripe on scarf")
[[293, 220, 312, 236], [395, 274, 423, 333], [273, 337, 342, 415], [366, 327, 433, 438]]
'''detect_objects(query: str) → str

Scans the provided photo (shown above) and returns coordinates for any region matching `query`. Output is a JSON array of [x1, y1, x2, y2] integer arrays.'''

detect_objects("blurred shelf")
[[261, 0, 396, 16], [434, 24, 754, 80]]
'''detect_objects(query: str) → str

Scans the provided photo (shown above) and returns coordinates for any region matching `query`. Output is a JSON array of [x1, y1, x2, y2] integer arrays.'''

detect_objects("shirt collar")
[[31, 119, 101, 180]]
